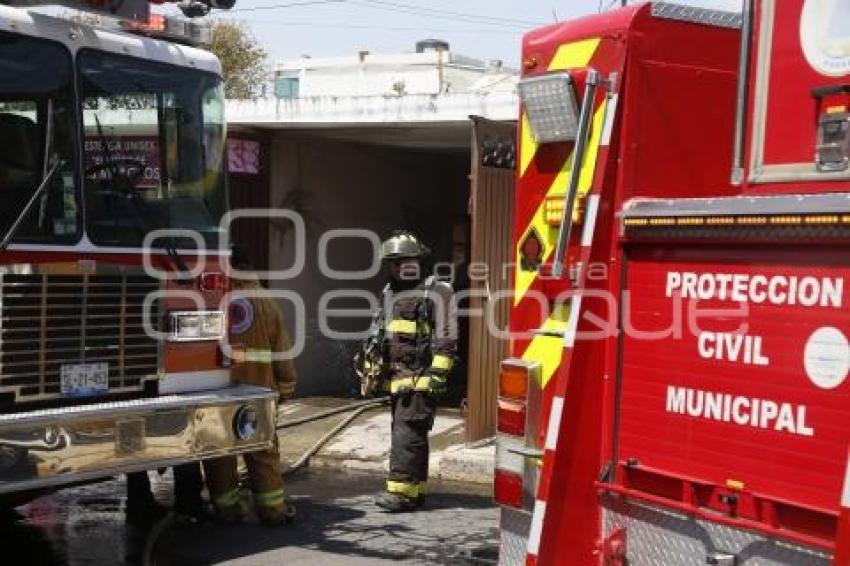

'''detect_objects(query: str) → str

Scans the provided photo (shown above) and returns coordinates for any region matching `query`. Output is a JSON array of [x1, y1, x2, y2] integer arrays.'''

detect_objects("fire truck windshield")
[[79, 49, 227, 250], [0, 31, 79, 245]]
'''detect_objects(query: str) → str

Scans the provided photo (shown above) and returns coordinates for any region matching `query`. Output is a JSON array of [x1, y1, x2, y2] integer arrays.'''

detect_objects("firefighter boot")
[[210, 489, 244, 526], [375, 490, 418, 512], [415, 482, 427, 508], [203, 456, 244, 526], [254, 492, 295, 527], [243, 445, 289, 526]]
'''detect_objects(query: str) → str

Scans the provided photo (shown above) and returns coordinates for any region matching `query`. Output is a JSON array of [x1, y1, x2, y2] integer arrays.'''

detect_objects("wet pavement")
[[3, 469, 498, 565]]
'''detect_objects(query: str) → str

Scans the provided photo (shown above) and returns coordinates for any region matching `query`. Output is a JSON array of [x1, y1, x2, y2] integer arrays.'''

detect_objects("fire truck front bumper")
[[0, 385, 277, 495]]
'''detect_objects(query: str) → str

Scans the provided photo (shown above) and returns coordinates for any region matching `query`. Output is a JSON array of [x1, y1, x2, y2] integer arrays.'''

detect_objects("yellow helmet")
[[380, 232, 429, 261]]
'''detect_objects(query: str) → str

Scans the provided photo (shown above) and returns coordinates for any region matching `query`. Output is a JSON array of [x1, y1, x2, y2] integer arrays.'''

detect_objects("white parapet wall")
[[226, 91, 519, 128]]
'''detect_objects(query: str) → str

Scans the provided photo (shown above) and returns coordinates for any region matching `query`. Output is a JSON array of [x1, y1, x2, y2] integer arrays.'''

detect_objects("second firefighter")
[[368, 232, 458, 512]]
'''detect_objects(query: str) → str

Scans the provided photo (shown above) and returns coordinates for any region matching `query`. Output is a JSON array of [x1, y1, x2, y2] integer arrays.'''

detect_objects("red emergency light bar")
[[119, 11, 210, 45], [27, 0, 236, 17]]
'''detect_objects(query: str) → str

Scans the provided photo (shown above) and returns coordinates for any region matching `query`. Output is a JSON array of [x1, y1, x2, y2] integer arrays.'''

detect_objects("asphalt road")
[[3, 469, 499, 565]]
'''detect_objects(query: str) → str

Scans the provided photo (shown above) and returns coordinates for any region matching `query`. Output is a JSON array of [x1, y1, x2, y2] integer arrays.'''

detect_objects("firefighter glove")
[[428, 374, 447, 397]]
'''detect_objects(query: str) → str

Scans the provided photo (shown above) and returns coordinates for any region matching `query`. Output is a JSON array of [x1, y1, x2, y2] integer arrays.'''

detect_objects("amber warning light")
[[494, 361, 535, 509]]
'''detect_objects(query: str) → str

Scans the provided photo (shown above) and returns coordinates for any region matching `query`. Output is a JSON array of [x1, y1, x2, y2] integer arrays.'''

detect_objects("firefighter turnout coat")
[[204, 277, 296, 524]]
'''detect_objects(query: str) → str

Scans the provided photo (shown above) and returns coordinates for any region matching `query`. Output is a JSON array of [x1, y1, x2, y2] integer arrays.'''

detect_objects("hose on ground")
[[282, 398, 389, 476], [275, 397, 388, 430]]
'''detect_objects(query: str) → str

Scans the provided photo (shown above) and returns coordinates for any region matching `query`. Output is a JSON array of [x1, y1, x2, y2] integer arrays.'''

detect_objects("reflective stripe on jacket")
[[230, 278, 297, 398], [380, 276, 457, 394]]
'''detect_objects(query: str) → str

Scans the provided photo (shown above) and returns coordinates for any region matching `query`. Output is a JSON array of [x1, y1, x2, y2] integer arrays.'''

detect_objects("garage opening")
[[228, 120, 515, 439]]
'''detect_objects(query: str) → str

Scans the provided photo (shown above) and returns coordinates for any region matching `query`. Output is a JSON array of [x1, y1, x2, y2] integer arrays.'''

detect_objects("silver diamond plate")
[[499, 507, 531, 566], [651, 1, 743, 29], [602, 495, 831, 565]]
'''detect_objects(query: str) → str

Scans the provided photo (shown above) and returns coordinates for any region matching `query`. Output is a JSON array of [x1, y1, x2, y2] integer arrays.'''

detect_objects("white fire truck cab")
[[0, 0, 277, 500]]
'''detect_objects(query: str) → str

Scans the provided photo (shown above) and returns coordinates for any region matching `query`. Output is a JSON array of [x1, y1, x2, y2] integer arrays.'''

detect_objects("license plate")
[[60, 362, 109, 397]]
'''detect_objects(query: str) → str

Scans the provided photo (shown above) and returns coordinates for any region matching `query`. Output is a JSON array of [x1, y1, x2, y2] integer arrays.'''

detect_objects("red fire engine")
[[0, 0, 277, 500], [496, 1, 850, 564]]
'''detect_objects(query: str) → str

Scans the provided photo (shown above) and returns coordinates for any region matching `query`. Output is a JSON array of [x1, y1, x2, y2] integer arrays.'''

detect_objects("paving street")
[[3, 469, 498, 565]]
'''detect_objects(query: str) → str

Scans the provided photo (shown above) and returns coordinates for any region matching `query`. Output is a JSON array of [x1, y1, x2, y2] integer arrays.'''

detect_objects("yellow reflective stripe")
[[387, 319, 418, 334], [416, 482, 428, 496], [387, 481, 419, 498], [213, 488, 241, 509], [431, 354, 453, 371], [522, 303, 575, 387], [520, 112, 539, 177], [513, 100, 608, 307], [245, 349, 273, 363], [540, 303, 570, 335], [389, 376, 434, 393], [548, 37, 601, 71], [254, 488, 285, 508], [522, 333, 565, 388]]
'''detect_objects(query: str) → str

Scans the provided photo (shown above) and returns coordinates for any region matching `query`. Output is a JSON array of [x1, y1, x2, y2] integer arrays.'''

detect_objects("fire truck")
[[0, 1, 277, 500], [496, 1, 850, 564]]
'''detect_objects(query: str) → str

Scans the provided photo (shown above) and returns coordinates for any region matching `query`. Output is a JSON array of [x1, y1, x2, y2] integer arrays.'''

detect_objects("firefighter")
[[371, 231, 458, 512], [203, 245, 297, 527]]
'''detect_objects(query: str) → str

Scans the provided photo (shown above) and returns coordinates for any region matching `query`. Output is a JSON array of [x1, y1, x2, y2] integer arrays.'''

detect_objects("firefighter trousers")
[[387, 390, 436, 498], [204, 439, 286, 523]]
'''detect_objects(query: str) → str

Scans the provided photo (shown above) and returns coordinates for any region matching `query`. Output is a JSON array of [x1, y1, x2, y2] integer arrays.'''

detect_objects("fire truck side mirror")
[[812, 84, 850, 172]]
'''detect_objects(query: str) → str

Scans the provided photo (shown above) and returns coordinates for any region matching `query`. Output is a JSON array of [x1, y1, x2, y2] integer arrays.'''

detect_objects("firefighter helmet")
[[380, 232, 429, 261]]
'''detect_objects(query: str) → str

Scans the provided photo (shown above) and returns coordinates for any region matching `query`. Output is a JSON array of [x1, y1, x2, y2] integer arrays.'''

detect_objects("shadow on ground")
[[1, 469, 497, 565], [154, 470, 498, 565]]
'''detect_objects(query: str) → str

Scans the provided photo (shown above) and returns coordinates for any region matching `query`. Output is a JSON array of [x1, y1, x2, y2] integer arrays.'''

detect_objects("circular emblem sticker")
[[229, 296, 254, 335], [801, 0, 850, 77], [804, 326, 850, 390]]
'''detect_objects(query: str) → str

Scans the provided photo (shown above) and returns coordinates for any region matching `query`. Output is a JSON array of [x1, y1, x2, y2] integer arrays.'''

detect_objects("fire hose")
[[275, 397, 388, 432], [142, 396, 389, 566], [279, 397, 389, 476]]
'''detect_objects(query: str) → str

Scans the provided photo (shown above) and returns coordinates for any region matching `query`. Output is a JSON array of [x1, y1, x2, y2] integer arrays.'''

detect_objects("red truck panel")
[[616, 245, 848, 542]]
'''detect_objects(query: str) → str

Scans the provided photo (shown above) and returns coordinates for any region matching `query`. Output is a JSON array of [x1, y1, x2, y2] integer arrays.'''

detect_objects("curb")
[[303, 446, 496, 485], [435, 445, 495, 485]]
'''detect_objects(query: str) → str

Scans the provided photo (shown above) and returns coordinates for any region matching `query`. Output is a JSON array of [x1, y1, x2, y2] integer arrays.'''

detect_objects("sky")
[[214, 0, 744, 68]]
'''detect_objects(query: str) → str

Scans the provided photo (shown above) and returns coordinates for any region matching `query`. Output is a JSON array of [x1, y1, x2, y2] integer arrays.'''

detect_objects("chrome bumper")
[[0, 385, 277, 494]]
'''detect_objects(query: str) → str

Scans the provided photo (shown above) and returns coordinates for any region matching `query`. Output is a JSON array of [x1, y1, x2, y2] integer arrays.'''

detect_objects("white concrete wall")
[[297, 65, 440, 97], [226, 91, 518, 127]]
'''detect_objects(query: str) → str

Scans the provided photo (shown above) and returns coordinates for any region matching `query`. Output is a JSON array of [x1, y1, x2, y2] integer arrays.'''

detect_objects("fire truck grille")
[[0, 273, 161, 405]]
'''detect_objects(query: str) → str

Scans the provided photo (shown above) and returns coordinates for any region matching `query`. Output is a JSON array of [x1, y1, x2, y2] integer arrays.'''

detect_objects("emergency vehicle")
[[496, 1, 850, 564], [0, 0, 277, 499]]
